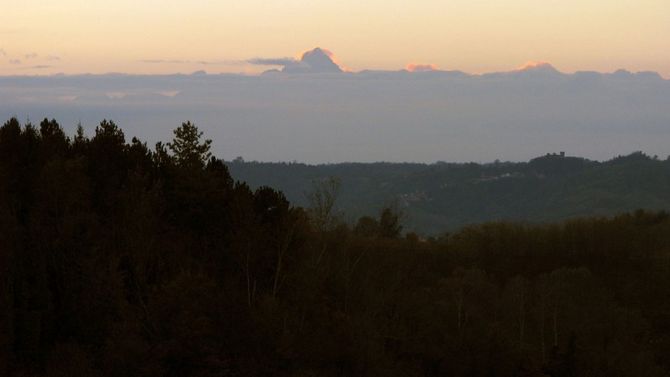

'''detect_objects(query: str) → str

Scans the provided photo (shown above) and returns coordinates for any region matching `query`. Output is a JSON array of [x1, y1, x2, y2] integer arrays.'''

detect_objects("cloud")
[[141, 59, 190, 64], [0, 49, 6, 57], [250, 47, 343, 74], [9, 59, 21, 65], [144, 49, 344, 73], [195, 59, 243, 65], [29, 65, 52, 69], [517, 61, 556, 72], [0, 70, 667, 164], [247, 57, 297, 66], [295, 48, 343, 73], [406, 63, 438, 72], [46, 55, 61, 61], [24, 52, 38, 59], [140, 58, 243, 65]]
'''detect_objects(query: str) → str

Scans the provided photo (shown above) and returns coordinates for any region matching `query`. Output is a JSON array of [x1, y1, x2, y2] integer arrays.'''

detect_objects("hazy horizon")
[[4, 0, 670, 163], [2, 50, 669, 164], [0, 52, 667, 79], [3, 0, 669, 76]]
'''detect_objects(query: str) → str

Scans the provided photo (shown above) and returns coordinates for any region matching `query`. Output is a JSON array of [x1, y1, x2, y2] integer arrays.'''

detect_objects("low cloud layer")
[[1, 55, 668, 163]]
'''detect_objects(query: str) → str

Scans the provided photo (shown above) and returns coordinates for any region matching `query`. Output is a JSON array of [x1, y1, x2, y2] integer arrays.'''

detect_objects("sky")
[[2, 70, 669, 163], [1, 0, 669, 76]]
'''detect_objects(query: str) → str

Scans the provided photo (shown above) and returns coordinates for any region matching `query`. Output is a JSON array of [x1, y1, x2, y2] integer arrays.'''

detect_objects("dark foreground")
[[1, 118, 669, 376]]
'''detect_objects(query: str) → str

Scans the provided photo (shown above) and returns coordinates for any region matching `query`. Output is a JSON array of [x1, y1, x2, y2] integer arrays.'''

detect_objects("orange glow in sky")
[[406, 63, 438, 72], [517, 61, 553, 70], [1, 0, 668, 77]]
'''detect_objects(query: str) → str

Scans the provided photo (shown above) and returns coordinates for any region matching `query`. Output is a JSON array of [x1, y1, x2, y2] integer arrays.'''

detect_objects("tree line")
[[227, 150, 670, 234], [1, 117, 669, 376]]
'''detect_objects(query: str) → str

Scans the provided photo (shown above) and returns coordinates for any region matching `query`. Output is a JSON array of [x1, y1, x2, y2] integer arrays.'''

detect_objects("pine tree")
[[167, 121, 212, 168]]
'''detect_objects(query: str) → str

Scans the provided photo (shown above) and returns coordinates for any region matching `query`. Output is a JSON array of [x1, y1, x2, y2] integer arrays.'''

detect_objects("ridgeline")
[[227, 152, 670, 235]]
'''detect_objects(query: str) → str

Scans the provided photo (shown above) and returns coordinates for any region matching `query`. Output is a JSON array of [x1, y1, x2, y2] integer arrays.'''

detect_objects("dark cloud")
[[249, 48, 343, 74], [293, 48, 342, 73], [247, 57, 297, 66]]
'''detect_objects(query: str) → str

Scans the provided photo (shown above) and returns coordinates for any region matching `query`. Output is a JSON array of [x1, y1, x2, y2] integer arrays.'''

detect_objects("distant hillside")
[[227, 152, 670, 235]]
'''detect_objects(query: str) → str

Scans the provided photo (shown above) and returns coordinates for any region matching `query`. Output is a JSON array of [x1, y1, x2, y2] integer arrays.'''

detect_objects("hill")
[[227, 152, 670, 235]]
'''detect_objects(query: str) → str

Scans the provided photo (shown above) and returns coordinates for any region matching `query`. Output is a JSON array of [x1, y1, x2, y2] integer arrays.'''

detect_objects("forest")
[[227, 151, 670, 235], [1, 117, 670, 376]]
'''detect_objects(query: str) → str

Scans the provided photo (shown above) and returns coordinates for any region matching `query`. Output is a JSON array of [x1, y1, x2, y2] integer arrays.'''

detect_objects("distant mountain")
[[227, 152, 670, 235]]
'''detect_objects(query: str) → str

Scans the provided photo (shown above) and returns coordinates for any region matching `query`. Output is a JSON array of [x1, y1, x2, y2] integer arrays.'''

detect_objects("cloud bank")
[[1, 48, 669, 164]]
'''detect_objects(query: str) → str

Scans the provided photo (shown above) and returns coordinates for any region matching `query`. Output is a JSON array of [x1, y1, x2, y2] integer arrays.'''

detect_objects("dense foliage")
[[227, 152, 670, 234], [1, 117, 670, 376]]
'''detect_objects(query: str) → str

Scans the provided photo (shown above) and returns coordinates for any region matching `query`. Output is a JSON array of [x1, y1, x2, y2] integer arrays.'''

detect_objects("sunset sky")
[[1, 0, 669, 76]]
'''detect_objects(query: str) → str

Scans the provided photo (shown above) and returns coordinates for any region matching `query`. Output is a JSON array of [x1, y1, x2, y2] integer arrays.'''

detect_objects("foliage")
[[1, 117, 669, 376], [167, 121, 212, 168], [227, 153, 670, 235]]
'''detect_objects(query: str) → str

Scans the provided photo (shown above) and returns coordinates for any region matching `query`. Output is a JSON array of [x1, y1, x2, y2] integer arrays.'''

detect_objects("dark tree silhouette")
[[167, 121, 212, 168], [0, 117, 668, 377]]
